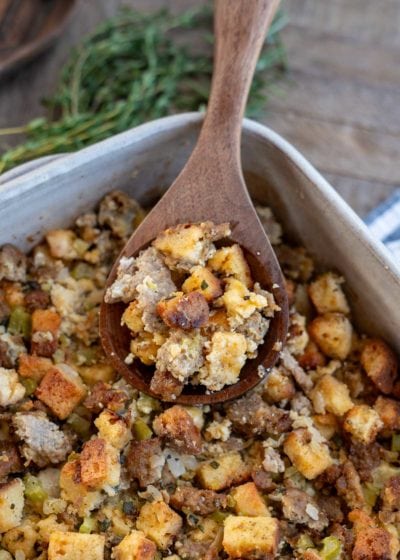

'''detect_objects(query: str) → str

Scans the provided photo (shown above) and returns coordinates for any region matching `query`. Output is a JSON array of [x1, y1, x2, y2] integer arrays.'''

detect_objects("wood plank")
[[262, 111, 400, 184], [268, 72, 400, 134], [281, 25, 400, 89], [285, 0, 400, 47]]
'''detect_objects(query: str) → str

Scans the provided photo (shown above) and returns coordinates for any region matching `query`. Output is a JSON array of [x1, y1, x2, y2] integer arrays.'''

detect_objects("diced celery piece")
[[133, 419, 152, 441], [67, 413, 91, 440], [8, 306, 31, 338], [320, 536, 342, 560], [24, 474, 47, 503], [20, 377, 37, 396], [79, 516, 98, 534], [137, 393, 161, 414], [296, 534, 314, 551], [209, 511, 229, 523], [363, 482, 379, 508], [71, 262, 94, 280], [392, 434, 400, 452]]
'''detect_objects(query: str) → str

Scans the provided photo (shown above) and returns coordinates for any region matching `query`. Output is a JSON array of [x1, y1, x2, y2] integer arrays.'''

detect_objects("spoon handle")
[[199, 0, 280, 152]]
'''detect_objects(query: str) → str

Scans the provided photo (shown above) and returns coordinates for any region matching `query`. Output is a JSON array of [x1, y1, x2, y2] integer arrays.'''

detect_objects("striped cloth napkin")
[[365, 189, 400, 264]]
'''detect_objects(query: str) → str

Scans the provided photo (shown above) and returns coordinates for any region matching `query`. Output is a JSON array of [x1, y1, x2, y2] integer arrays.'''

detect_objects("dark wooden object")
[[0, 0, 76, 78], [100, 0, 288, 405]]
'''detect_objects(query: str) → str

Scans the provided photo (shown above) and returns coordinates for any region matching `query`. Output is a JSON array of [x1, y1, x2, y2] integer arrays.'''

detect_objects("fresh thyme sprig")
[[0, 6, 287, 174]]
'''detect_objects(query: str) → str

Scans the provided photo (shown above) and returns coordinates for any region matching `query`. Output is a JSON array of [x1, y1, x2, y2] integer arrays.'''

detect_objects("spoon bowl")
[[100, 0, 289, 404]]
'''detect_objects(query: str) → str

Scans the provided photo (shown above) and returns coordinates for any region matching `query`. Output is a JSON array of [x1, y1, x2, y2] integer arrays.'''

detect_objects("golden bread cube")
[[112, 530, 156, 560], [231, 482, 270, 517], [283, 428, 333, 480], [222, 515, 279, 558], [309, 312, 352, 360], [48, 531, 105, 560], [136, 501, 182, 550]]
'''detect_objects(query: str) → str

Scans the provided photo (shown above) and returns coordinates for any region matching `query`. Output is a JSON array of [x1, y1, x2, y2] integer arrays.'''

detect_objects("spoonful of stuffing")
[[100, 0, 288, 405]]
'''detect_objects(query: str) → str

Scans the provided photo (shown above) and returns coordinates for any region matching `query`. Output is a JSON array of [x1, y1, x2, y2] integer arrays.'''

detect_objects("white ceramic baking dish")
[[1, 113, 399, 351]]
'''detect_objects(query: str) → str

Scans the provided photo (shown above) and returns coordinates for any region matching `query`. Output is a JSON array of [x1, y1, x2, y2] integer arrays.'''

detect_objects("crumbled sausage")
[[126, 438, 165, 487], [170, 485, 227, 515], [150, 369, 184, 401], [225, 393, 292, 437], [83, 381, 128, 413], [335, 460, 367, 511], [157, 292, 209, 330], [153, 406, 202, 455], [251, 469, 276, 493], [281, 488, 328, 531], [98, 190, 143, 239], [0, 441, 23, 478], [24, 289, 50, 312], [0, 244, 27, 282]]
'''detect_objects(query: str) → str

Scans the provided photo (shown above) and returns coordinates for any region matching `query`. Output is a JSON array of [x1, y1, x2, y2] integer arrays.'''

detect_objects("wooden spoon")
[[100, 0, 288, 405]]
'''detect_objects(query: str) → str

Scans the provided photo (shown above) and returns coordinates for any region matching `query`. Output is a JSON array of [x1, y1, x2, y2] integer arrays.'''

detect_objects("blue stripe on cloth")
[[365, 189, 400, 246]]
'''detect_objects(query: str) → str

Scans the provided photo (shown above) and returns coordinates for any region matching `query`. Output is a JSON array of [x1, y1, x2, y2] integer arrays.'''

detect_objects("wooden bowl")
[[0, 0, 76, 79]]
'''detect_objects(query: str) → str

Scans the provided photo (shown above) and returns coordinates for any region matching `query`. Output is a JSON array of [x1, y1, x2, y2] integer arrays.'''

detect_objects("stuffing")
[[136, 501, 182, 550], [197, 331, 247, 391], [181, 265, 222, 301], [48, 531, 105, 560], [59, 459, 103, 516], [46, 229, 80, 260], [221, 278, 269, 327], [36, 363, 87, 419], [94, 409, 132, 450], [129, 332, 165, 366], [153, 405, 202, 454], [98, 190, 143, 239], [236, 311, 270, 358], [208, 244, 252, 288], [222, 515, 280, 559], [204, 418, 232, 441], [283, 428, 333, 480], [361, 338, 398, 394], [297, 340, 327, 370], [197, 452, 251, 491], [121, 301, 144, 333], [310, 374, 353, 416], [80, 438, 120, 490], [0, 244, 27, 282], [13, 411, 72, 467], [31, 308, 61, 357], [2, 522, 38, 559], [157, 291, 209, 330], [308, 272, 350, 315], [263, 366, 296, 403], [256, 205, 282, 245], [0, 479, 24, 533], [0, 367, 25, 406], [155, 329, 205, 383], [343, 404, 383, 444], [112, 530, 157, 560], [153, 221, 230, 271], [230, 482, 270, 517], [374, 396, 400, 431], [309, 312, 353, 360], [18, 353, 54, 381]]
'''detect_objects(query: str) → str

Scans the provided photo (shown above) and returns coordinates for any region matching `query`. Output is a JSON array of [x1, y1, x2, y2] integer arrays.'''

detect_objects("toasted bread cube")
[[1, 280, 24, 307], [2, 522, 38, 559], [231, 482, 270, 517], [308, 273, 350, 315], [374, 396, 400, 431], [297, 340, 327, 370], [60, 460, 103, 517], [48, 531, 105, 560], [78, 363, 116, 386], [343, 405, 383, 444], [130, 333, 164, 366], [136, 501, 182, 550], [46, 229, 79, 260], [361, 338, 398, 394], [31, 309, 61, 357], [310, 374, 353, 416], [112, 530, 157, 560], [0, 479, 24, 533], [197, 452, 251, 491], [309, 313, 352, 360], [153, 222, 230, 271], [157, 291, 209, 330], [198, 331, 247, 391], [95, 410, 132, 450], [182, 266, 222, 302], [207, 309, 230, 331], [208, 244, 252, 288], [283, 428, 333, 480], [312, 413, 338, 440], [349, 510, 393, 560], [18, 354, 53, 381], [153, 405, 202, 455], [222, 278, 268, 326], [222, 515, 279, 559], [121, 302, 144, 334], [36, 363, 86, 419], [80, 438, 120, 490], [0, 367, 25, 406], [263, 367, 296, 404]]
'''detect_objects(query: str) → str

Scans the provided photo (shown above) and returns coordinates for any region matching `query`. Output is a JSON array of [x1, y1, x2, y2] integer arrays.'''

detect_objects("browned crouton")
[[31, 309, 61, 357], [18, 354, 54, 381], [382, 476, 400, 511], [126, 439, 165, 488], [222, 516, 279, 559], [208, 244, 252, 288], [283, 428, 333, 480], [36, 364, 86, 419], [361, 338, 398, 394], [149, 370, 184, 401], [136, 501, 182, 550], [263, 367, 296, 404], [153, 405, 202, 454], [349, 509, 392, 560], [197, 452, 251, 491], [310, 374, 353, 416], [374, 396, 400, 431], [182, 266, 222, 302], [1, 280, 24, 308], [59, 460, 102, 517], [157, 292, 209, 330], [80, 438, 120, 490], [297, 340, 327, 370], [343, 405, 383, 444], [112, 530, 156, 560], [312, 413, 338, 440], [231, 482, 270, 517], [308, 272, 350, 315], [309, 313, 353, 360], [83, 381, 128, 414]]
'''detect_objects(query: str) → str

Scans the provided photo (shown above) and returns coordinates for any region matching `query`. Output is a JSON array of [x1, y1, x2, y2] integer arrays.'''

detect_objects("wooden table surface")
[[1, 0, 399, 217]]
